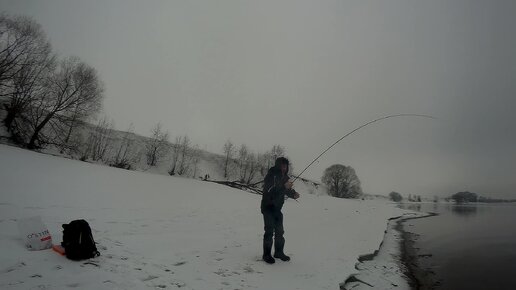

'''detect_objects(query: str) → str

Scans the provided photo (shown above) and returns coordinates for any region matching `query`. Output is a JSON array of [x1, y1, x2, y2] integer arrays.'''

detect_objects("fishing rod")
[[290, 114, 437, 183], [249, 114, 436, 200]]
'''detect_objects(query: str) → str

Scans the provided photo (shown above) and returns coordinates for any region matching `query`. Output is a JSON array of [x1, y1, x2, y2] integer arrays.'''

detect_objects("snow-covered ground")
[[0, 144, 408, 290]]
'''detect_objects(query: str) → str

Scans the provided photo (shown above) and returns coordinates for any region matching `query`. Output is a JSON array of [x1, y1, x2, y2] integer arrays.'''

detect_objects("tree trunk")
[[3, 104, 18, 132], [224, 154, 229, 179], [27, 113, 53, 149], [60, 115, 77, 153]]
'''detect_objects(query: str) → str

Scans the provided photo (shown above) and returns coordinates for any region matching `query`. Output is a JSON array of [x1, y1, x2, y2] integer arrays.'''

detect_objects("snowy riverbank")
[[1, 144, 409, 289]]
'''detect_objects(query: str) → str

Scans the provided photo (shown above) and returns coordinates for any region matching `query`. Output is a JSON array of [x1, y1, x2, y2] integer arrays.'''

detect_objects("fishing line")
[[291, 114, 437, 183]]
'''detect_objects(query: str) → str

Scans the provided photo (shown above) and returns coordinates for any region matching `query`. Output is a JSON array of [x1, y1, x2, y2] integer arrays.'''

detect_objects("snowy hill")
[[0, 103, 327, 198], [0, 144, 408, 289]]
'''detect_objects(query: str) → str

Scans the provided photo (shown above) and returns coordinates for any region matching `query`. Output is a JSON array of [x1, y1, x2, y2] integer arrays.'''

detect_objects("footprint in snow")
[[2, 262, 26, 273], [243, 265, 254, 273], [171, 280, 186, 288], [141, 275, 159, 282], [214, 268, 237, 277], [213, 269, 227, 276], [3, 281, 24, 286]]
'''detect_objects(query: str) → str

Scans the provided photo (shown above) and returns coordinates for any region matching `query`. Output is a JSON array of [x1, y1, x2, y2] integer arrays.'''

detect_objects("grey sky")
[[2, 0, 515, 197]]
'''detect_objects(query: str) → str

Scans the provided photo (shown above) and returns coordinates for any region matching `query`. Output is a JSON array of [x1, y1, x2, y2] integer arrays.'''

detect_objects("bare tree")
[[245, 152, 259, 184], [0, 14, 56, 137], [237, 144, 249, 182], [80, 115, 113, 162], [58, 103, 85, 154], [321, 164, 362, 198], [168, 135, 182, 175], [111, 123, 137, 169], [230, 144, 261, 184], [270, 144, 285, 163], [0, 14, 46, 91], [260, 145, 286, 171], [177, 135, 191, 176], [257, 152, 270, 177], [190, 145, 201, 178], [58, 119, 84, 155], [25, 56, 103, 149], [89, 116, 113, 162], [222, 140, 235, 179], [145, 122, 169, 166]]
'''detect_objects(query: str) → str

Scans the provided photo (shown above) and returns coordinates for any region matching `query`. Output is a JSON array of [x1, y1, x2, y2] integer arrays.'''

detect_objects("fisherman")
[[261, 157, 300, 264]]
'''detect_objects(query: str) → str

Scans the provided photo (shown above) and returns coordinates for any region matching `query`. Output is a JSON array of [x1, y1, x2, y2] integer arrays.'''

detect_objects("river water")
[[399, 202, 516, 290]]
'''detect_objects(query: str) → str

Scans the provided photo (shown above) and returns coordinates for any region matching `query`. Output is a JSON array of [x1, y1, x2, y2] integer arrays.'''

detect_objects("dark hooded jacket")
[[261, 158, 297, 212]]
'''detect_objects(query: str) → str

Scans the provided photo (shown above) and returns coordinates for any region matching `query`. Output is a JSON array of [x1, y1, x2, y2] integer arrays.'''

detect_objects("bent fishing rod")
[[250, 113, 437, 194], [283, 113, 437, 203], [290, 114, 437, 183]]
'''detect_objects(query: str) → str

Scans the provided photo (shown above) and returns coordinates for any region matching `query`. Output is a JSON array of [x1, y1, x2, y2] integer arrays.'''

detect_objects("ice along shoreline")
[[396, 211, 439, 290], [342, 210, 436, 290]]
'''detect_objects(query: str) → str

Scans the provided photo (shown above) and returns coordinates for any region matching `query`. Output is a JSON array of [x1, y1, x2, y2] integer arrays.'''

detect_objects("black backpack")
[[61, 219, 100, 260]]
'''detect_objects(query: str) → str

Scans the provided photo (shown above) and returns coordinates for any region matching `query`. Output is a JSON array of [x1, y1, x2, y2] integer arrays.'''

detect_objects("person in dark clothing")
[[261, 157, 300, 264]]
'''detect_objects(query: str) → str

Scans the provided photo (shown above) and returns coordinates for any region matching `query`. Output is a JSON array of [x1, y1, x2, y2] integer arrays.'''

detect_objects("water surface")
[[399, 203, 516, 290]]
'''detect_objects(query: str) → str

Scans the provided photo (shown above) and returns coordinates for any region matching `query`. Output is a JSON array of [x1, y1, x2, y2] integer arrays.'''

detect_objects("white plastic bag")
[[17, 216, 53, 251]]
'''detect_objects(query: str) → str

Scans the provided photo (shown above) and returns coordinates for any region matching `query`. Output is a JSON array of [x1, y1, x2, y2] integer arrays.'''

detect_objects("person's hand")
[[285, 181, 293, 189], [293, 191, 300, 199]]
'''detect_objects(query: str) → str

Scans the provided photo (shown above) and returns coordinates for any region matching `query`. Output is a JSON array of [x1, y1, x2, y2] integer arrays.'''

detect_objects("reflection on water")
[[401, 203, 422, 212], [399, 202, 516, 290], [450, 204, 477, 216], [399, 202, 479, 216]]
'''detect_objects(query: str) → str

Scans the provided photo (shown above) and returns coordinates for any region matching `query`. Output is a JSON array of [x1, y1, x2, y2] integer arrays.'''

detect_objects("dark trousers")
[[262, 209, 285, 255]]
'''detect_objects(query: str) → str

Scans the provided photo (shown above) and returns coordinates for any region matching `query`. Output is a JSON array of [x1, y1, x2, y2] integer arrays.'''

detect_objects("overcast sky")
[[2, 0, 515, 198]]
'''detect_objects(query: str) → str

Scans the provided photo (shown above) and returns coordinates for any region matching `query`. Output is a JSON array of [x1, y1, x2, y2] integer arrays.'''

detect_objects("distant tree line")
[[408, 194, 422, 202], [137, 122, 203, 178], [450, 191, 516, 204], [220, 140, 287, 185], [387, 192, 424, 202], [388, 190, 516, 204], [220, 143, 365, 199], [219, 142, 365, 199]]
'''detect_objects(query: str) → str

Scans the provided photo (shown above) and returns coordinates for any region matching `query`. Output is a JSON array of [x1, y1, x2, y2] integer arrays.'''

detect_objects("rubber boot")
[[273, 237, 290, 261], [263, 240, 275, 264], [273, 252, 291, 262]]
